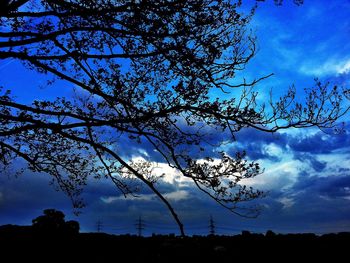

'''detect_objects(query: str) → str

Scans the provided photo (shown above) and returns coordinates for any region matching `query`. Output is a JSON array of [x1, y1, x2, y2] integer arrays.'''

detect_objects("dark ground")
[[0, 225, 349, 262]]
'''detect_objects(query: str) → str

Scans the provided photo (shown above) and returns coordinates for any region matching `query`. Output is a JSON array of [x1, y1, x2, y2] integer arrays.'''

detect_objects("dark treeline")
[[0, 223, 349, 262], [0, 210, 348, 261]]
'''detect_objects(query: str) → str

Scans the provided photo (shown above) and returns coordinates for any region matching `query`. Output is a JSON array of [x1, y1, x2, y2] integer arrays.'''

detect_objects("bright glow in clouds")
[[243, 160, 303, 190], [152, 162, 192, 187], [122, 156, 191, 187]]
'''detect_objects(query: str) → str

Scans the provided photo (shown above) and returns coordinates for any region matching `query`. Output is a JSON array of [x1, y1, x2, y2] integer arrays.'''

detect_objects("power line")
[[96, 220, 103, 233], [90, 218, 338, 236], [209, 215, 216, 236], [135, 216, 145, 237]]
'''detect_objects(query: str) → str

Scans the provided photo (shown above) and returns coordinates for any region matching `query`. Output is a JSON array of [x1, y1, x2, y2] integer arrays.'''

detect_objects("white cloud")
[[318, 153, 350, 175], [100, 190, 190, 204], [278, 127, 319, 137], [99, 157, 193, 204], [164, 190, 189, 201], [125, 156, 192, 188], [101, 194, 153, 203], [242, 159, 304, 191], [299, 58, 350, 76], [338, 60, 350, 74], [262, 143, 283, 158], [277, 197, 295, 209], [343, 196, 350, 201], [152, 162, 192, 187]]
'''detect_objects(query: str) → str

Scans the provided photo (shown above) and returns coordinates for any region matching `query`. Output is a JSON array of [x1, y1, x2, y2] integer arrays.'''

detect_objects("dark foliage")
[[0, 225, 349, 262], [32, 208, 80, 235]]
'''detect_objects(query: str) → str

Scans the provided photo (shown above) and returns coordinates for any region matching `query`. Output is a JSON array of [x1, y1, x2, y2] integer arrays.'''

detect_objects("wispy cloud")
[[101, 194, 153, 203], [299, 58, 350, 76], [164, 190, 190, 201], [277, 196, 295, 209], [101, 190, 190, 204]]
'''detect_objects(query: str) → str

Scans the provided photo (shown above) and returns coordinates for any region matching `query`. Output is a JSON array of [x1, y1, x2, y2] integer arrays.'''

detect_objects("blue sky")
[[0, 0, 350, 235]]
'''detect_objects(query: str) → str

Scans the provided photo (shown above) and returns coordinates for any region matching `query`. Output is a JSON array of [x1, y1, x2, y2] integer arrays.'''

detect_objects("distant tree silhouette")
[[241, 230, 251, 237], [265, 230, 276, 238], [0, 1, 349, 236], [32, 209, 79, 235], [64, 220, 80, 235]]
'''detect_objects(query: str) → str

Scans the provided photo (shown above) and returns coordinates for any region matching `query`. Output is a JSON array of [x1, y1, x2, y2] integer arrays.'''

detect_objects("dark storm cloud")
[[262, 170, 350, 227], [259, 195, 350, 233], [318, 176, 350, 198], [113, 118, 349, 163], [1, 122, 349, 234], [73, 178, 219, 234], [287, 174, 350, 225], [237, 169, 350, 233], [287, 129, 350, 154], [235, 128, 288, 145], [82, 166, 350, 233], [115, 134, 165, 162], [0, 167, 205, 233], [0, 172, 74, 225], [2, 163, 350, 234], [294, 153, 327, 172], [228, 128, 287, 161], [227, 124, 350, 161], [292, 172, 350, 199], [229, 142, 282, 161], [114, 123, 231, 161]]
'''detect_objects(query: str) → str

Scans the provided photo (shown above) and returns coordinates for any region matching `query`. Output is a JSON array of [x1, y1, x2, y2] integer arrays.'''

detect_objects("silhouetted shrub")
[[32, 209, 79, 235], [64, 220, 80, 235], [266, 230, 276, 238], [241, 230, 251, 237]]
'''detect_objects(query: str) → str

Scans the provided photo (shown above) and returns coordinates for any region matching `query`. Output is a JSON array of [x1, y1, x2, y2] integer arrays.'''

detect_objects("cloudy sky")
[[1, 0, 350, 236]]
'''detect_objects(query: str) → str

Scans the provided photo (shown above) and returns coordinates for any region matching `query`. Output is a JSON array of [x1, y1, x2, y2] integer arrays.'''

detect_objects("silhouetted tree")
[[64, 220, 80, 235], [0, 1, 349, 235], [265, 230, 276, 238], [32, 209, 79, 235]]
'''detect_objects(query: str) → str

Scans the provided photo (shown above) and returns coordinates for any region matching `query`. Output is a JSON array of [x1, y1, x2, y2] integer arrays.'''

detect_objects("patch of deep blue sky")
[[0, 0, 350, 235]]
